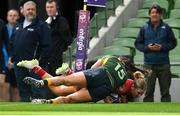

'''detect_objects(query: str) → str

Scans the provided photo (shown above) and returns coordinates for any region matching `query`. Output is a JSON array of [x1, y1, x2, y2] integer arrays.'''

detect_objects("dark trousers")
[[48, 58, 62, 76], [143, 64, 171, 102], [5, 68, 17, 87], [14, 64, 53, 102]]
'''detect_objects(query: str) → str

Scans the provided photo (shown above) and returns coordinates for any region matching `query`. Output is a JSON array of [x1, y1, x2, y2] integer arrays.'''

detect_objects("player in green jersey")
[[17, 55, 146, 104]]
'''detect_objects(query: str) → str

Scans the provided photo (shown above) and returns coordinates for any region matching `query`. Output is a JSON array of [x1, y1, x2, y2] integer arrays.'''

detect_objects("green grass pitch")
[[0, 102, 180, 115]]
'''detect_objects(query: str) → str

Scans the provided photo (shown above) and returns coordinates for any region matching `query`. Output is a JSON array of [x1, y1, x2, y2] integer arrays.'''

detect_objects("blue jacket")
[[0, 19, 8, 73], [10, 18, 52, 67], [135, 19, 177, 64]]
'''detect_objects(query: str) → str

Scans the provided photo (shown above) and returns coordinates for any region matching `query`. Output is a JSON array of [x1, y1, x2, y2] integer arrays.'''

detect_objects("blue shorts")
[[83, 68, 113, 102]]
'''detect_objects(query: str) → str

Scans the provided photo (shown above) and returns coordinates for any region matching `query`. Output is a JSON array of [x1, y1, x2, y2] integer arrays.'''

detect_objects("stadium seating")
[[170, 9, 180, 19], [169, 32, 180, 77], [170, 45, 180, 62], [164, 19, 180, 29], [136, 9, 149, 18], [106, 0, 116, 17], [112, 38, 136, 56], [89, 11, 107, 38], [167, 0, 174, 10], [102, 46, 132, 56], [174, 0, 180, 9], [172, 29, 180, 39], [89, 0, 124, 38], [171, 65, 180, 78], [89, 15, 97, 39], [117, 27, 140, 39], [112, 37, 135, 48], [127, 18, 148, 28], [134, 50, 144, 65]]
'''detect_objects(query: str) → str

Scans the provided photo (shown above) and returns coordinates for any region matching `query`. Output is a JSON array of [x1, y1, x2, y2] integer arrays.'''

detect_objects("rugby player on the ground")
[[17, 55, 146, 104]]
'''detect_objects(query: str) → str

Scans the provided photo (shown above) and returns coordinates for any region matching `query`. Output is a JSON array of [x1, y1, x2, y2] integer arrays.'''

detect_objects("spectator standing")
[[0, 19, 8, 75], [10, 0, 52, 102], [5, 9, 20, 101], [45, 0, 73, 76], [135, 4, 177, 102]]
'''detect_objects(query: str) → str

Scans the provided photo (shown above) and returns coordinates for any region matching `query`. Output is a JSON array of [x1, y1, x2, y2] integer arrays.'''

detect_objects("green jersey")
[[100, 55, 128, 89]]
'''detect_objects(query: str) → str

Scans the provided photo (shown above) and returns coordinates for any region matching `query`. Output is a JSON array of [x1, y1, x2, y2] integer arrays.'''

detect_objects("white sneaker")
[[17, 59, 39, 69], [31, 99, 51, 104], [55, 63, 70, 75]]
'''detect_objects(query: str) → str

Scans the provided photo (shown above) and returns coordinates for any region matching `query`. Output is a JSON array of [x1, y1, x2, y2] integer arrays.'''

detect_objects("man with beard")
[[9, 0, 52, 102]]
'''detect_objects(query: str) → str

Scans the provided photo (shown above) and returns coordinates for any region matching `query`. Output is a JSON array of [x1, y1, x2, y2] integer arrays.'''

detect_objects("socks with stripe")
[[32, 66, 46, 77]]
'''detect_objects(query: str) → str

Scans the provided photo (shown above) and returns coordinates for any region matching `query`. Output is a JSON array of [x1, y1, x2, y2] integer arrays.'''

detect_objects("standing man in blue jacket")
[[135, 4, 177, 102], [10, 0, 52, 102]]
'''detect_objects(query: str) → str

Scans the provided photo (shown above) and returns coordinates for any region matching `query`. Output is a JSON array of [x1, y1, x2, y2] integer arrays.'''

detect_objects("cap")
[[18, 0, 36, 7]]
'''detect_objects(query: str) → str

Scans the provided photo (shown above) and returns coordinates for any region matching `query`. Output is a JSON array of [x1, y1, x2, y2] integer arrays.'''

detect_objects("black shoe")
[[23, 77, 44, 88]]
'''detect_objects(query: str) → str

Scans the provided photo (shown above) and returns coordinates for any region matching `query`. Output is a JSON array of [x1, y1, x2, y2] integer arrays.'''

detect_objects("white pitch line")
[[0, 103, 26, 106]]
